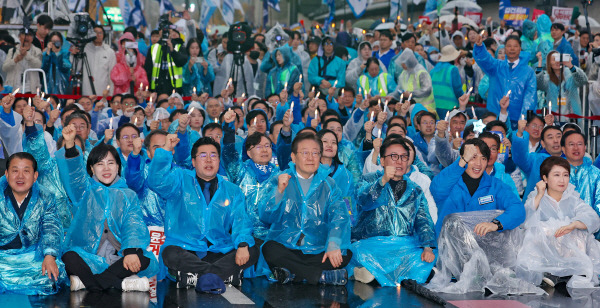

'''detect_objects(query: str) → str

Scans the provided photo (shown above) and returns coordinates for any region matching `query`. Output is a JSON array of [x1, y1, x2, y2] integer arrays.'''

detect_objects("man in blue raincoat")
[[259, 132, 352, 285], [351, 137, 436, 286], [308, 37, 346, 92], [473, 33, 537, 127], [560, 131, 600, 238], [148, 136, 259, 288], [0, 152, 65, 295]]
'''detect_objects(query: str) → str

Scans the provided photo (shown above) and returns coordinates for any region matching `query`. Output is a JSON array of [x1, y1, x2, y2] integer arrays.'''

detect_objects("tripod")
[[228, 52, 248, 97], [154, 40, 177, 94], [70, 48, 96, 95]]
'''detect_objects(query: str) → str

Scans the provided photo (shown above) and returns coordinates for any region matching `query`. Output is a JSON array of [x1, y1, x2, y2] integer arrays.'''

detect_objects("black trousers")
[[262, 241, 353, 284], [62, 250, 151, 292], [161, 245, 259, 281]]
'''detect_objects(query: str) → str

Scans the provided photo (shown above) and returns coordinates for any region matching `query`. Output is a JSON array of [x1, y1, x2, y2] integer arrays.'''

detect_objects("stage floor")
[[3, 278, 599, 307]]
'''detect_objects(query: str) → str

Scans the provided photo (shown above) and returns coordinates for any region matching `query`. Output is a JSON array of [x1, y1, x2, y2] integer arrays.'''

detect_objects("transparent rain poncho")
[[350, 173, 436, 286], [427, 210, 545, 295], [258, 163, 351, 254], [515, 184, 600, 288], [0, 178, 66, 295], [124, 154, 166, 227], [147, 149, 255, 279], [23, 125, 73, 228], [55, 147, 159, 278]]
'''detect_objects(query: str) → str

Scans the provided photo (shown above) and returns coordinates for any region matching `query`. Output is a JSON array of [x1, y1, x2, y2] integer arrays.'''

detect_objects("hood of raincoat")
[[336, 31, 352, 47], [396, 48, 421, 73], [410, 103, 428, 126], [537, 15, 552, 36], [117, 32, 144, 67], [270, 45, 294, 68], [495, 45, 505, 58], [522, 20, 537, 41], [451, 31, 465, 49]]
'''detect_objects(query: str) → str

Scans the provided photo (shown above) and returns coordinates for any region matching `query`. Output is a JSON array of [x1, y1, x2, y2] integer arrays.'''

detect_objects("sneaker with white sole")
[[175, 272, 199, 289], [70, 275, 85, 291], [353, 267, 375, 284], [121, 276, 150, 292]]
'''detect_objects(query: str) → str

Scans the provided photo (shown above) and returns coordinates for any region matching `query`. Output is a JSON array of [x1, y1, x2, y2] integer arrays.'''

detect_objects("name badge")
[[478, 195, 494, 205]]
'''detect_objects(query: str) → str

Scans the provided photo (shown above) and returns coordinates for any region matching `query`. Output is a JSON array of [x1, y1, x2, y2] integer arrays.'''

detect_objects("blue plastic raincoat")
[[326, 162, 357, 226], [124, 153, 166, 227], [568, 159, 600, 239], [536, 66, 587, 116], [55, 147, 158, 278], [307, 54, 347, 89], [431, 160, 525, 236], [350, 173, 436, 285], [0, 179, 66, 295], [23, 125, 72, 228], [265, 45, 301, 97], [473, 43, 537, 123], [511, 131, 559, 198], [183, 58, 215, 96], [147, 149, 255, 279], [258, 163, 351, 254], [42, 50, 71, 95]]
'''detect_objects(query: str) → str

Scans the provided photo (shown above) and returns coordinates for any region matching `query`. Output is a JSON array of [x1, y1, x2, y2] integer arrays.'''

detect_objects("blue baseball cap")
[[195, 273, 226, 295]]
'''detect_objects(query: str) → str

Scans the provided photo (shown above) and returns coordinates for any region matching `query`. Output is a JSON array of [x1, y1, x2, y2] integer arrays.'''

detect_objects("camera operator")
[[2, 28, 41, 93], [212, 39, 255, 97], [70, 25, 116, 96], [145, 22, 188, 95]]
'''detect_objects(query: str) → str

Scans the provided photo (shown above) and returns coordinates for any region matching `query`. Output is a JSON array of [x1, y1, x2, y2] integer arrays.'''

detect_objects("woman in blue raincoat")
[[41, 32, 71, 95], [183, 38, 215, 97], [356, 57, 397, 97], [316, 129, 357, 225], [0, 153, 66, 295], [350, 137, 436, 286], [265, 45, 301, 97], [56, 125, 158, 292]]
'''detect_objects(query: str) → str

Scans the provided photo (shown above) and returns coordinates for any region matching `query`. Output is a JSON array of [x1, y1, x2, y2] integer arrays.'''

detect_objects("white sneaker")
[[353, 267, 375, 284], [70, 275, 85, 291], [122, 276, 150, 292]]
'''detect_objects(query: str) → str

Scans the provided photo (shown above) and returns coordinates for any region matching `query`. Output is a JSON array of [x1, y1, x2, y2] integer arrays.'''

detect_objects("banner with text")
[[552, 6, 573, 26], [502, 6, 529, 27], [465, 12, 483, 25]]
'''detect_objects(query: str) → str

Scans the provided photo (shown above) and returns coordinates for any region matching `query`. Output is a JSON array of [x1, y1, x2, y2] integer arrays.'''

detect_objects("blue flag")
[[268, 0, 281, 12], [200, 0, 217, 33], [347, 0, 367, 18], [263, 0, 269, 26], [499, 0, 511, 19], [120, 0, 147, 28], [222, 0, 235, 25], [322, 0, 335, 31], [157, 0, 176, 15]]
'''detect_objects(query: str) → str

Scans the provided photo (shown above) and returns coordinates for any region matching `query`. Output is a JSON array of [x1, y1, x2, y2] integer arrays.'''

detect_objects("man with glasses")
[[350, 137, 436, 286], [259, 132, 352, 285], [560, 131, 600, 238], [148, 136, 258, 288], [308, 36, 346, 93]]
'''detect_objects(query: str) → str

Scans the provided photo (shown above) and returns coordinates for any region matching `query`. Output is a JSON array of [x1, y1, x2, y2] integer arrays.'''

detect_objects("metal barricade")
[[21, 69, 48, 94]]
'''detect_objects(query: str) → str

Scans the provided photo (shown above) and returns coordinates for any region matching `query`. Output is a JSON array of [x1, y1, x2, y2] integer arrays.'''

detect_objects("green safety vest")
[[400, 70, 436, 113], [359, 73, 390, 96], [270, 66, 295, 95], [431, 66, 458, 111], [150, 44, 183, 89]]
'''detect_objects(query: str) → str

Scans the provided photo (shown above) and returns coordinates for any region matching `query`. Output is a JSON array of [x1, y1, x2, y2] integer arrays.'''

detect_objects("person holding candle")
[[264, 45, 301, 97], [308, 36, 346, 93], [394, 49, 435, 113], [148, 136, 258, 288], [357, 57, 397, 97]]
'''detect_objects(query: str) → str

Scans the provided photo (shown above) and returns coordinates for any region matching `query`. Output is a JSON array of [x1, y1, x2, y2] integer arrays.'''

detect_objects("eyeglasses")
[[489, 146, 498, 153], [251, 144, 272, 151], [121, 134, 138, 140], [123, 102, 136, 107], [383, 154, 409, 162], [297, 151, 321, 158], [196, 152, 219, 161], [528, 124, 543, 130], [323, 42, 333, 46]]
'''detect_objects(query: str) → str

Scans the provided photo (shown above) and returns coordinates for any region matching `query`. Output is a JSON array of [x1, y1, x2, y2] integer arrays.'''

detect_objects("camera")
[[66, 13, 96, 50], [158, 14, 176, 43], [552, 53, 571, 63], [227, 22, 253, 54]]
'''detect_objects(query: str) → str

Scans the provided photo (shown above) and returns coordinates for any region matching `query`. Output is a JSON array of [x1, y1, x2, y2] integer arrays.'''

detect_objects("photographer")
[[70, 25, 116, 96], [42, 31, 71, 95], [212, 26, 256, 97], [111, 33, 148, 95], [144, 21, 188, 94], [3, 28, 42, 93]]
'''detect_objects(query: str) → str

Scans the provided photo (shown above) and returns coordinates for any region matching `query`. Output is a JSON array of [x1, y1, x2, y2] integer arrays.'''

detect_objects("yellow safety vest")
[[359, 73, 389, 96], [401, 70, 435, 113], [150, 43, 183, 89]]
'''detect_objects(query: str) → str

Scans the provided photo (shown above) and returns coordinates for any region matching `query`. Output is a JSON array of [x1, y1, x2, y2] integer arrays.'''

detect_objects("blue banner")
[[347, 0, 368, 18], [503, 6, 529, 27], [499, 0, 511, 19]]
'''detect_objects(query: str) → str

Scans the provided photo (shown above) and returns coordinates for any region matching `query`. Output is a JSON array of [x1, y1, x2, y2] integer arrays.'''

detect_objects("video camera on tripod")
[[158, 14, 177, 44], [67, 12, 97, 95], [225, 22, 253, 97]]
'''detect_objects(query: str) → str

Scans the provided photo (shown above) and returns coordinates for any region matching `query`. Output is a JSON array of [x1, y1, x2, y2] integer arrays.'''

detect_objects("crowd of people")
[[1, 11, 600, 299]]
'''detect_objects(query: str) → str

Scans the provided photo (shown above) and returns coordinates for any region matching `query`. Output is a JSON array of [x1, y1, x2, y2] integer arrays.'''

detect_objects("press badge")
[[478, 195, 494, 205]]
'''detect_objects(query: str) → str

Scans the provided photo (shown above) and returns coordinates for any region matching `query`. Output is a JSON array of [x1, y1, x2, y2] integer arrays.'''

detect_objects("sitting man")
[[428, 139, 527, 294], [352, 137, 436, 286], [0, 152, 65, 295], [148, 136, 259, 289], [260, 132, 352, 285]]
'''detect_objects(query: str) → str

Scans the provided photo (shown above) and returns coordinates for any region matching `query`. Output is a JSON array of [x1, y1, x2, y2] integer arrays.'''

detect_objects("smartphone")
[[195, 57, 204, 63], [553, 53, 571, 62], [171, 11, 183, 18], [125, 41, 139, 49]]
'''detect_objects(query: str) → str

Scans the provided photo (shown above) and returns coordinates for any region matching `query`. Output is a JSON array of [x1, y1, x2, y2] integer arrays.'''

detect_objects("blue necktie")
[[509, 62, 515, 70], [203, 182, 211, 203]]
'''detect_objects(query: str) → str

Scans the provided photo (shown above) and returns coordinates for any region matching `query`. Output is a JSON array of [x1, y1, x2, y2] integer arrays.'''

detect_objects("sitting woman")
[[316, 128, 357, 225], [351, 137, 436, 286], [516, 156, 600, 288], [56, 124, 158, 292]]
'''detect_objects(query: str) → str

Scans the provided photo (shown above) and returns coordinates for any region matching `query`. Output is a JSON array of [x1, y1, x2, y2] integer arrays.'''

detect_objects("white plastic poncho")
[[515, 184, 600, 288]]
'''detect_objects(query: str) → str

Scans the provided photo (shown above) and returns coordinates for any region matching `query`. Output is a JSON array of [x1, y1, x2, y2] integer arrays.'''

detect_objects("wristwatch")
[[491, 219, 503, 231]]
